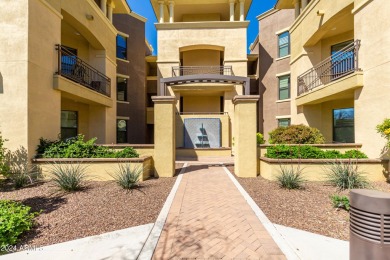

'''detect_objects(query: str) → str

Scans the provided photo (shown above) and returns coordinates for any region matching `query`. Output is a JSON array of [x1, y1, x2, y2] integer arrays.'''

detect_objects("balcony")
[[56, 45, 111, 97], [172, 66, 234, 77], [298, 40, 361, 95]]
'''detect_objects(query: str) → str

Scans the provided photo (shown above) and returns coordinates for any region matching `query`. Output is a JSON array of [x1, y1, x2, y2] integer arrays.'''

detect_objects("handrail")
[[172, 66, 234, 77], [297, 40, 361, 96], [56, 44, 111, 97]]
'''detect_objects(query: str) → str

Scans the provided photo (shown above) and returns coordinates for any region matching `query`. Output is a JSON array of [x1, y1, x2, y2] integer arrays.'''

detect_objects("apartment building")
[[252, 0, 390, 158], [250, 9, 295, 140], [0, 0, 140, 159], [113, 13, 150, 144], [149, 0, 253, 150]]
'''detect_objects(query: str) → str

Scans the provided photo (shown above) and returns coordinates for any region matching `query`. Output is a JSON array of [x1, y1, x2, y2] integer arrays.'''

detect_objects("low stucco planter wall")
[[102, 144, 155, 157], [32, 156, 153, 181], [259, 157, 389, 182]]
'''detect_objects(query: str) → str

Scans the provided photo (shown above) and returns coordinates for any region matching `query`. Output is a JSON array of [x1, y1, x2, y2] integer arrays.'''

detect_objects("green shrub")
[[110, 163, 142, 190], [275, 165, 306, 189], [40, 135, 139, 159], [115, 147, 139, 158], [0, 132, 9, 176], [48, 163, 88, 192], [330, 195, 350, 211], [268, 124, 325, 144], [256, 133, 265, 145], [325, 161, 370, 190], [265, 145, 368, 159], [0, 200, 39, 247]]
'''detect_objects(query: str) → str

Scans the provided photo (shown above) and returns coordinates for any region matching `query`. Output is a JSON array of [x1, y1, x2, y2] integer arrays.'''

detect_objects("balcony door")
[[331, 40, 354, 80]]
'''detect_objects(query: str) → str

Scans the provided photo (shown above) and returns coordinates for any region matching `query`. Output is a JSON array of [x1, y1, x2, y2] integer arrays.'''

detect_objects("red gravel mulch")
[[0, 173, 178, 248], [228, 166, 390, 241]]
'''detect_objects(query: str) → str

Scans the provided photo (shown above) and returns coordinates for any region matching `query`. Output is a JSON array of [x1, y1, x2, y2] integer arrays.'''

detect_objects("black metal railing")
[[297, 40, 361, 96], [172, 66, 234, 77], [56, 44, 111, 97]]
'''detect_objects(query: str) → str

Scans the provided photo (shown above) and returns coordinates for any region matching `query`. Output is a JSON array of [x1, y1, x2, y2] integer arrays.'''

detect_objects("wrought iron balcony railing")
[[172, 66, 234, 77], [56, 44, 111, 97], [297, 40, 361, 96]]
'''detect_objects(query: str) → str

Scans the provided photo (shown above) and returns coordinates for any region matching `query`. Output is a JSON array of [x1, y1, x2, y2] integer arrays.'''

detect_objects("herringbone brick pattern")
[[153, 165, 286, 259]]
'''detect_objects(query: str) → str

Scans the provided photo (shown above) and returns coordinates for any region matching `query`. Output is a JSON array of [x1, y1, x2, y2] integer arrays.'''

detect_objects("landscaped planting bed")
[[228, 166, 390, 241], [0, 164, 182, 249]]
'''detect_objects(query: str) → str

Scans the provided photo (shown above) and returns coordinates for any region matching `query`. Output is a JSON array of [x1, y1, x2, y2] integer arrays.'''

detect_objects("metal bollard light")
[[350, 189, 390, 260]]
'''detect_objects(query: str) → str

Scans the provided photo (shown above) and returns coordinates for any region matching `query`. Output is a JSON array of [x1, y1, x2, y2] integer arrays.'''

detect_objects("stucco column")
[[233, 95, 259, 178], [229, 0, 235, 22], [101, 0, 107, 16], [302, 0, 308, 9], [153, 96, 176, 177], [169, 1, 175, 23], [159, 1, 165, 23], [239, 0, 245, 21], [294, 0, 301, 18], [107, 2, 113, 22]]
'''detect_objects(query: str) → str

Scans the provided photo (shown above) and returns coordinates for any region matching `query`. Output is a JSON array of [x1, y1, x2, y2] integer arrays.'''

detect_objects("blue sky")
[[126, 0, 276, 55]]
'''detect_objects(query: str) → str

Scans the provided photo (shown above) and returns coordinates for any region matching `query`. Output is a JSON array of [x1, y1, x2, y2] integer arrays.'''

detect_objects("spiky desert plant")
[[275, 164, 306, 190], [48, 163, 88, 192], [110, 163, 143, 190], [325, 160, 369, 190]]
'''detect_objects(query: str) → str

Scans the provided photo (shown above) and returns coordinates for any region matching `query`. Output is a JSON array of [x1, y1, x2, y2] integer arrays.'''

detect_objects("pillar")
[[153, 96, 176, 177], [302, 0, 308, 9], [169, 1, 175, 23], [294, 0, 301, 18], [107, 2, 113, 22], [159, 1, 165, 23], [239, 0, 245, 21], [101, 0, 107, 16], [229, 0, 235, 22], [233, 95, 259, 177]]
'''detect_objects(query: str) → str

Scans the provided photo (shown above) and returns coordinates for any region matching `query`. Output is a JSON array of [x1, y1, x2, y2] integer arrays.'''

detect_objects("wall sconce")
[[86, 14, 94, 20]]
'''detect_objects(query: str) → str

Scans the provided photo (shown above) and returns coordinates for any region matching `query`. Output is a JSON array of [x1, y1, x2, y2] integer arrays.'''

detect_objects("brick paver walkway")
[[153, 165, 286, 259]]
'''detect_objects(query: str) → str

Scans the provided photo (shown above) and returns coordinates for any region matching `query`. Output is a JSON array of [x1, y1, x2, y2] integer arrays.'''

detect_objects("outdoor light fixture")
[[317, 10, 325, 16], [86, 14, 94, 20]]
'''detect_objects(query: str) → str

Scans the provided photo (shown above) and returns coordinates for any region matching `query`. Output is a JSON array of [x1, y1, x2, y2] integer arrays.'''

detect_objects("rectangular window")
[[116, 35, 127, 60], [278, 75, 290, 100], [61, 111, 78, 140], [333, 108, 355, 143], [331, 40, 354, 80], [117, 119, 128, 143], [117, 77, 127, 101], [61, 46, 77, 76], [278, 118, 291, 127], [278, 31, 290, 58]]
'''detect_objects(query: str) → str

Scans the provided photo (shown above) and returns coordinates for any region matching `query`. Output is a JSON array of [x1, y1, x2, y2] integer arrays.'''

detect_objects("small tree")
[[376, 118, 390, 147], [268, 124, 325, 144]]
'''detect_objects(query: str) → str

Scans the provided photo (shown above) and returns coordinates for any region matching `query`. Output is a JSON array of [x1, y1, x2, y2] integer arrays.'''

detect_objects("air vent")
[[350, 189, 390, 260]]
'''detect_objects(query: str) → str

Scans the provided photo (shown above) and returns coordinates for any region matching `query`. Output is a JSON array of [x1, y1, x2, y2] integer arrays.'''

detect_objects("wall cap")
[[260, 157, 387, 164], [258, 143, 363, 148], [233, 95, 260, 104], [152, 96, 176, 103], [101, 144, 155, 148], [32, 156, 152, 163]]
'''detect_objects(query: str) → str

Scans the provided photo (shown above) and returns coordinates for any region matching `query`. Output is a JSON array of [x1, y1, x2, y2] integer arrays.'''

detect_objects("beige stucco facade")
[[273, 0, 390, 158], [0, 0, 130, 159]]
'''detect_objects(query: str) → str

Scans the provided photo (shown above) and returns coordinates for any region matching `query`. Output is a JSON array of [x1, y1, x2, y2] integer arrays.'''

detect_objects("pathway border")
[[137, 163, 188, 260], [222, 166, 301, 260]]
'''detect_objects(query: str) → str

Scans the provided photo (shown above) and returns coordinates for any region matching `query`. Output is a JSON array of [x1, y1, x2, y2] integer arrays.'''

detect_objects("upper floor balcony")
[[296, 40, 363, 105], [172, 66, 234, 77]]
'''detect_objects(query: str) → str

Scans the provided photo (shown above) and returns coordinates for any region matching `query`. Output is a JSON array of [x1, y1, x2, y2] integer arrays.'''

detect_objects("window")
[[117, 119, 128, 143], [61, 46, 77, 76], [117, 77, 127, 101], [61, 111, 78, 140], [278, 31, 290, 58], [278, 75, 290, 100], [278, 118, 291, 127], [116, 35, 127, 60], [333, 108, 354, 143]]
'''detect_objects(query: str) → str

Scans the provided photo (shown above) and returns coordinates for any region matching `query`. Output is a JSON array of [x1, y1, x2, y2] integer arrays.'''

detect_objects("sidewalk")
[[153, 165, 286, 259]]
